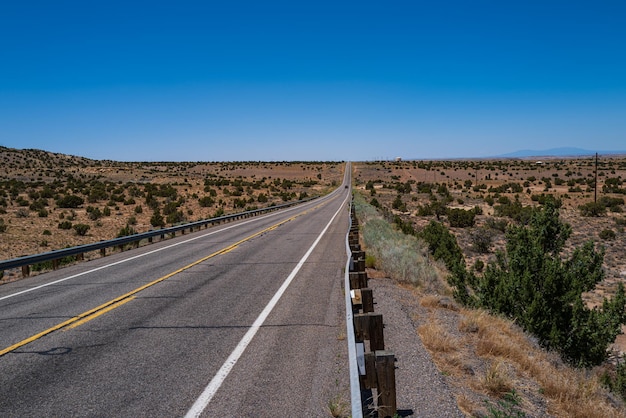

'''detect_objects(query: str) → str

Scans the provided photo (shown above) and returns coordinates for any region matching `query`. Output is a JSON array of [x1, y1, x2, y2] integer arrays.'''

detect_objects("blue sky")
[[1, 1, 625, 161]]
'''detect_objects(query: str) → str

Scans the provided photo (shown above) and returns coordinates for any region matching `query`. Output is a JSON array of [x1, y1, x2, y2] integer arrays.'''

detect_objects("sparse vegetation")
[[0, 147, 343, 281], [352, 161, 626, 417]]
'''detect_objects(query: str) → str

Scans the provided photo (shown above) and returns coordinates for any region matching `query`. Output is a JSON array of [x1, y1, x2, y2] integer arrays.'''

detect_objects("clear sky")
[[1, 1, 625, 161]]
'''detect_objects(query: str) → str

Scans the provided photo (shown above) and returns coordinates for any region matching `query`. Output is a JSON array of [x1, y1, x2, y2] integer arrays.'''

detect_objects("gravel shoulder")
[[368, 276, 464, 418]]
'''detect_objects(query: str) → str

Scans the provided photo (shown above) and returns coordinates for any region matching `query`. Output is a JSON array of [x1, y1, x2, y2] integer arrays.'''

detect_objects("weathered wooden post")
[[353, 313, 385, 351], [375, 351, 397, 418], [349, 272, 368, 289], [361, 288, 374, 313], [22, 265, 30, 278]]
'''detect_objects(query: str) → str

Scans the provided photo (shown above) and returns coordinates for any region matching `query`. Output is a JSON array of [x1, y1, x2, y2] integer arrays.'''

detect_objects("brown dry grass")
[[421, 300, 626, 417], [368, 236, 626, 416]]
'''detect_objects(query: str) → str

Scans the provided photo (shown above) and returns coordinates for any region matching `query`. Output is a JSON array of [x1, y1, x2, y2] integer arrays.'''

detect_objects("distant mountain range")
[[497, 147, 626, 158]]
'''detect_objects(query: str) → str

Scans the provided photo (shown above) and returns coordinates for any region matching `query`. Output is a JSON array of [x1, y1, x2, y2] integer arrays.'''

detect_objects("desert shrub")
[[42, 229, 51, 235], [73, 223, 90, 236], [198, 196, 215, 207], [166, 210, 184, 224], [163, 200, 181, 215], [58, 220, 73, 230], [494, 199, 533, 224], [16, 208, 29, 218], [419, 221, 464, 270], [603, 178, 625, 194], [369, 198, 380, 208], [257, 193, 268, 203], [531, 193, 562, 207], [150, 208, 165, 228], [471, 227, 493, 253], [87, 206, 102, 220], [485, 217, 508, 232], [602, 355, 626, 403], [599, 196, 625, 212], [451, 202, 626, 367], [29, 198, 47, 211], [417, 204, 433, 216], [473, 259, 484, 272], [393, 215, 415, 235], [117, 225, 137, 237], [56, 195, 84, 208], [233, 198, 246, 208], [0, 218, 6, 233], [447, 208, 475, 228], [599, 229, 616, 240], [134, 205, 143, 214], [38, 208, 48, 217], [579, 201, 606, 217], [392, 195, 406, 211]]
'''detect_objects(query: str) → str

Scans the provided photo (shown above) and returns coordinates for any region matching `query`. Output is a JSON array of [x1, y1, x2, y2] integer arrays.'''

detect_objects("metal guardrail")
[[0, 197, 317, 273], [344, 198, 364, 418]]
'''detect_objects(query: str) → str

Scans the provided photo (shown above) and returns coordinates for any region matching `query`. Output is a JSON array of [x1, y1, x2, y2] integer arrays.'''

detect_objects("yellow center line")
[[0, 204, 324, 357], [66, 297, 136, 330]]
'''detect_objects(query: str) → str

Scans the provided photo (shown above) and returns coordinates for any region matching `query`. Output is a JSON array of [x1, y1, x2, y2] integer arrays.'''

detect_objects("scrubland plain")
[[0, 146, 343, 280]]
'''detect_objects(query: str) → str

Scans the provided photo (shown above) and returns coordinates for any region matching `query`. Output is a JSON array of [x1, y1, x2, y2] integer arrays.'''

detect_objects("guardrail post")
[[76, 253, 84, 261], [375, 351, 397, 418], [52, 259, 59, 270], [22, 265, 30, 278], [354, 313, 385, 351], [360, 352, 377, 389], [361, 288, 374, 313], [349, 272, 368, 289], [100, 248, 106, 257]]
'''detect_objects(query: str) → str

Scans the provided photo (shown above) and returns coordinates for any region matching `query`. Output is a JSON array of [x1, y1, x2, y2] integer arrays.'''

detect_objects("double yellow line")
[[0, 210, 307, 357]]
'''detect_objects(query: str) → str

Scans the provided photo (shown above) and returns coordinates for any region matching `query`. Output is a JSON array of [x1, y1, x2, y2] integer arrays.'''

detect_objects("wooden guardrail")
[[0, 197, 317, 278], [347, 204, 397, 418]]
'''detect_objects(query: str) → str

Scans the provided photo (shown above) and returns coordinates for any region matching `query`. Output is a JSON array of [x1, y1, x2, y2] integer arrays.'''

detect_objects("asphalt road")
[[0, 174, 351, 417]]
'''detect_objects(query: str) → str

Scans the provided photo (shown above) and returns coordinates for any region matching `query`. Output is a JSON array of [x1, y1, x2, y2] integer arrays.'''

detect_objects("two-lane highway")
[[0, 166, 352, 417]]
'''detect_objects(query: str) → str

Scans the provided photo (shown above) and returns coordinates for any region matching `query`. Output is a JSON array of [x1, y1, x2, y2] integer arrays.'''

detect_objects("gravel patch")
[[368, 277, 463, 418]]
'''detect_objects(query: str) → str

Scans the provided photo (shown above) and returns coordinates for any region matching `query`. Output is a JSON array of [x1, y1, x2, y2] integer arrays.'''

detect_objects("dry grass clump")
[[413, 300, 625, 417], [482, 361, 513, 396], [417, 320, 457, 354], [456, 307, 625, 417]]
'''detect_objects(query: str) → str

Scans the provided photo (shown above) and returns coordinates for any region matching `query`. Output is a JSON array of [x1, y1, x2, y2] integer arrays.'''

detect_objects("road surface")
[[0, 169, 351, 417]]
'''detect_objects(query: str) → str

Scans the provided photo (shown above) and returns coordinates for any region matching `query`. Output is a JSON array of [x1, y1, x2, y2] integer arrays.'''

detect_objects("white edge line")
[[184, 191, 350, 418], [0, 196, 331, 303]]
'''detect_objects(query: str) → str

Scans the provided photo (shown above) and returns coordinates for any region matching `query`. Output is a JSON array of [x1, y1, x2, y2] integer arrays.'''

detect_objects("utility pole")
[[594, 152, 598, 203]]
